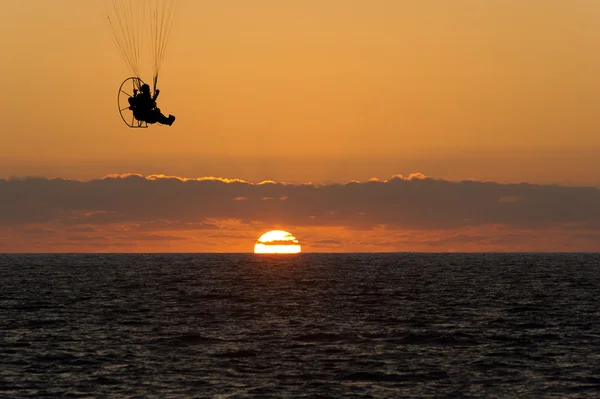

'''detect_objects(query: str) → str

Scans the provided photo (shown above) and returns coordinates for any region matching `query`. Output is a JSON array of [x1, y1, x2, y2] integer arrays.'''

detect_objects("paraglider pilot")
[[128, 84, 175, 126]]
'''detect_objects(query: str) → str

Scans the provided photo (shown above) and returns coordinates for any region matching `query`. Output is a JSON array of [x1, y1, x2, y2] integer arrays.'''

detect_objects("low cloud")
[[1, 174, 599, 231], [1, 174, 600, 252], [315, 239, 343, 245], [66, 226, 97, 233], [131, 220, 220, 232], [132, 234, 191, 241]]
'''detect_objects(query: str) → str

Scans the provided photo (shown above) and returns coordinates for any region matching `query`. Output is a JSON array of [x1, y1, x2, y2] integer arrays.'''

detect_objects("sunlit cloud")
[[388, 173, 428, 181]]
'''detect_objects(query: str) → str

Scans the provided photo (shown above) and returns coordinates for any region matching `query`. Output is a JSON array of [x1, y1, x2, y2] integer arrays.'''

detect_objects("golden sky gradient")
[[1, 1, 599, 252]]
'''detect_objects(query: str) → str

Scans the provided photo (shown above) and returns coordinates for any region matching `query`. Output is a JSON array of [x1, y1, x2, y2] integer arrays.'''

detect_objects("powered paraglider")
[[106, 0, 179, 127]]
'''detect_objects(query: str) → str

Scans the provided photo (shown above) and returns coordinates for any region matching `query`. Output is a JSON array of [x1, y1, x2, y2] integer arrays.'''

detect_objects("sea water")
[[1, 253, 600, 398]]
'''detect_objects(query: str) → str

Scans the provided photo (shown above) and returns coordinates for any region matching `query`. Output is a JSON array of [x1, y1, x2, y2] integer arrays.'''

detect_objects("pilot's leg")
[[155, 111, 175, 126]]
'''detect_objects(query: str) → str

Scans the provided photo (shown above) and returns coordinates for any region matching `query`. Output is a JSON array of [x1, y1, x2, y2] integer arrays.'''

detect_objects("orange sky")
[[1, 1, 599, 252]]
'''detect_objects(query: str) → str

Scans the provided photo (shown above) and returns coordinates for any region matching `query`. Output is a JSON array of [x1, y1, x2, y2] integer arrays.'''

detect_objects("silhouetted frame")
[[118, 77, 148, 128]]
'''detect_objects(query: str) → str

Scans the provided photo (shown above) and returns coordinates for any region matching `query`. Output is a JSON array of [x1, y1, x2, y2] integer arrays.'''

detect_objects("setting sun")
[[254, 230, 302, 254]]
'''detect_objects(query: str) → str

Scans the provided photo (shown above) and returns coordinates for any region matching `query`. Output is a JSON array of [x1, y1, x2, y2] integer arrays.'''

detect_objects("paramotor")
[[106, 0, 179, 127], [118, 77, 147, 128]]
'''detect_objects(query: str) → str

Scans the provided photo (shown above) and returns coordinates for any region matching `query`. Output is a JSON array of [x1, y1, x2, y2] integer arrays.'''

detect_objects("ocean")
[[1, 253, 599, 398]]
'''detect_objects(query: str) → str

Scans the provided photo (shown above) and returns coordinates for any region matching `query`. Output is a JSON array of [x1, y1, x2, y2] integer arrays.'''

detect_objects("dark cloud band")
[[1, 174, 599, 231]]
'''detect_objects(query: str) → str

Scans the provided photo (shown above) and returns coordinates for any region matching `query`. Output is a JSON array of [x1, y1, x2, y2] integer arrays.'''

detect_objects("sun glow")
[[254, 230, 302, 254]]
